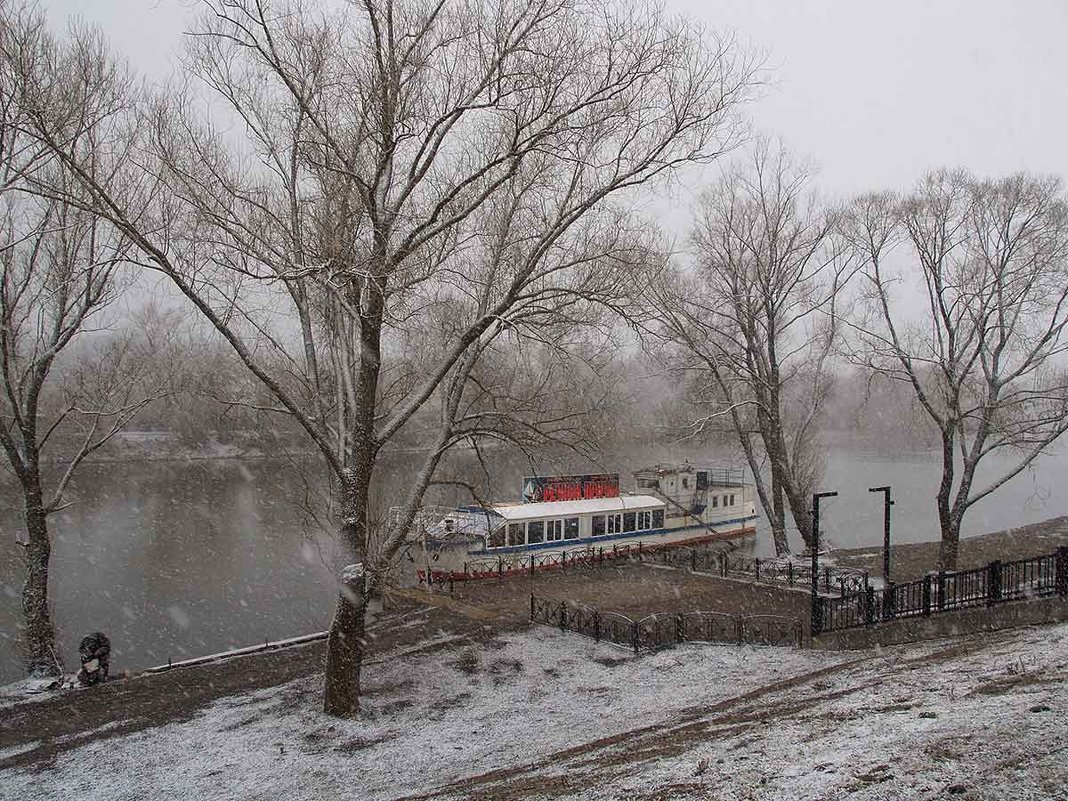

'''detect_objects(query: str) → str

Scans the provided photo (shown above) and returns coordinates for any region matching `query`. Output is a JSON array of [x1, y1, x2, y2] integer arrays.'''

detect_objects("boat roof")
[[490, 494, 664, 521]]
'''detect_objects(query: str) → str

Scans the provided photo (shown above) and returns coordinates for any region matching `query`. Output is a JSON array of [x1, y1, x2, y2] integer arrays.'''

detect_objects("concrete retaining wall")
[[813, 595, 1068, 650]]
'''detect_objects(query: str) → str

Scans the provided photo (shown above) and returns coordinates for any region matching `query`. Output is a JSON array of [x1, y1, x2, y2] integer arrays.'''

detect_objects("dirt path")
[[395, 637, 998, 801]]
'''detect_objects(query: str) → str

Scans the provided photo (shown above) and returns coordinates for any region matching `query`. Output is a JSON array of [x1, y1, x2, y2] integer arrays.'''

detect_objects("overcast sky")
[[42, 0, 1068, 199]]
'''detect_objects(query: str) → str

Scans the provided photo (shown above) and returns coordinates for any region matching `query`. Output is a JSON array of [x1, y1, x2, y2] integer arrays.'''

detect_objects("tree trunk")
[[322, 453, 375, 714], [322, 565, 367, 716], [938, 513, 961, 571], [765, 430, 813, 549], [22, 484, 59, 676], [781, 477, 813, 550], [321, 266, 385, 716], [770, 467, 789, 556], [935, 429, 960, 570]]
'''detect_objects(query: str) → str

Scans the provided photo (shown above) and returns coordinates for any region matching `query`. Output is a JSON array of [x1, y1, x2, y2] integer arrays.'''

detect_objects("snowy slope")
[[2, 623, 1066, 800]]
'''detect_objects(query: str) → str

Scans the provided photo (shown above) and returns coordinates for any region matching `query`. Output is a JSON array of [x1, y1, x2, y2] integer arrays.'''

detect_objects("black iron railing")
[[530, 594, 803, 653], [437, 540, 866, 600], [820, 546, 1068, 633]]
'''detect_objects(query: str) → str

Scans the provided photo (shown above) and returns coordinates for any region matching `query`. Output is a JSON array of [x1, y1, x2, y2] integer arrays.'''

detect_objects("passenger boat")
[[408, 464, 758, 585]]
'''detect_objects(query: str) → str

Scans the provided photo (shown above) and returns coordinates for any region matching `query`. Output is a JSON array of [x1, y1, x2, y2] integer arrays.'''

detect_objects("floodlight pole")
[[868, 486, 894, 584], [810, 491, 838, 636]]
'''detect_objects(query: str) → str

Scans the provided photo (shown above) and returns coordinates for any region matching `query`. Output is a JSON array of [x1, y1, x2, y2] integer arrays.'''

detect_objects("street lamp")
[[868, 485, 894, 584], [810, 490, 838, 636]]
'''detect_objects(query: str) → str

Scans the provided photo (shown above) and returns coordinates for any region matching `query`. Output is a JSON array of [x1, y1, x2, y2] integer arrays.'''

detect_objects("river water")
[[3, 444, 1067, 682]]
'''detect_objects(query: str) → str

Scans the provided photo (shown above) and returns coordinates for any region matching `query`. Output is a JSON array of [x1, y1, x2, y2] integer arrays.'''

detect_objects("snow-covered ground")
[[2, 623, 1066, 800]]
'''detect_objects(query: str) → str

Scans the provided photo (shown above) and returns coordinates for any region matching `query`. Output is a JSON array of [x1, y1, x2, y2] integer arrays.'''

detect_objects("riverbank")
[[2, 612, 1065, 799], [835, 515, 1068, 581]]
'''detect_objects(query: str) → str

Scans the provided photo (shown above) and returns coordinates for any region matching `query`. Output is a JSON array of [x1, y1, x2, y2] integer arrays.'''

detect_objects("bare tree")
[[654, 142, 851, 555], [848, 170, 1068, 569], [0, 4, 165, 674], [18, 0, 758, 713]]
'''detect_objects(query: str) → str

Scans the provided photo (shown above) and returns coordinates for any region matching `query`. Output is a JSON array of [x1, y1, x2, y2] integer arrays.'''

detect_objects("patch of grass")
[[438, 691, 473, 710], [451, 648, 481, 676], [488, 657, 523, 686], [333, 733, 395, 753], [591, 655, 630, 668]]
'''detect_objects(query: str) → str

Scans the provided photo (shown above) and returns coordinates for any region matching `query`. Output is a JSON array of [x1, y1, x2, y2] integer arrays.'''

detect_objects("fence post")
[[530, 593, 535, 621], [988, 560, 1003, 606], [921, 576, 932, 616], [463, 562, 469, 580], [561, 551, 566, 572], [864, 584, 875, 626], [936, 571, 946, 611], [824, 566, 831, 593], [599, 547, 604, 566], [559, 601, 567, 632], [735, 616, 744, 644], [883, 582, 896, 621], [638, 541, 643, 558], [498, 556, 503, 580], [1057, 547, 1068, 596]]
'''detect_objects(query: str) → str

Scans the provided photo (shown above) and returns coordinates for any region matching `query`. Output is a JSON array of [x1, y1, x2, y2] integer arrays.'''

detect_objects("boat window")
[[636, 510, 650, 530], [637, 477, 658, 489], [592, 515, 606, 536], [564, 517, 579, 539], [489, 526, 506, 549], [682, 477, 689, 489], [507, 523, 525, 547], [547, 519, 563, 541], [722, 495, 729, 507], [528, 520, 545, 544], [622, 512, 636, 532], [711, 496, 718, 508], [696, 471, 708, 490], [729, 494, 735, 506], [652, 509, 664, 528], [607, 513, 621, 535]]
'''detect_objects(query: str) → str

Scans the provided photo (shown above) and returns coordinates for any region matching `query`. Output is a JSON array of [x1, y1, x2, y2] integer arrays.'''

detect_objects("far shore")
[[835, 515, 1068, 581]]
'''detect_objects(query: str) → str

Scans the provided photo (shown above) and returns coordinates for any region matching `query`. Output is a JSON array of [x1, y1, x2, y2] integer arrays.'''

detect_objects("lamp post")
[[868, 485, 894, 584], [810, 491, 838, 636]]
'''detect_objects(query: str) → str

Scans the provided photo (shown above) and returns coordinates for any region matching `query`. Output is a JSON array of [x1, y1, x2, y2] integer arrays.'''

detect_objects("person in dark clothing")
[[76, 632, 111, 686]]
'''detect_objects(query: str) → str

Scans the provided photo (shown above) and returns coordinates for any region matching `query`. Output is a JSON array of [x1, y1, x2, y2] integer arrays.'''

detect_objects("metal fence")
[[530, 594, 803, 653], [642, 545, 869, 596], [437, 540, 867, 599], [447, 543, 641, 585], [821, 547, 1068, 633]]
